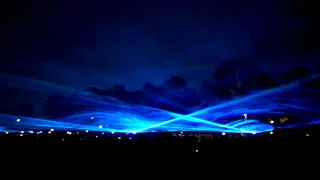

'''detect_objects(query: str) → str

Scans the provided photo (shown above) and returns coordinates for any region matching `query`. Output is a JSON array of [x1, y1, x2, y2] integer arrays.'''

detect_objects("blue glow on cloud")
[[0, 107, 272, 134], [1, 74, 319, 134]]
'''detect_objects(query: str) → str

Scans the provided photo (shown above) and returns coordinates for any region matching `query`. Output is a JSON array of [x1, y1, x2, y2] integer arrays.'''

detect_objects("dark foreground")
[[1, 127, 319, 180]]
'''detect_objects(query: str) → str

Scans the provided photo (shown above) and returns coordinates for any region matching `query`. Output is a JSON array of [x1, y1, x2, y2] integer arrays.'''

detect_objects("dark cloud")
[[1, 0, 319, 92]]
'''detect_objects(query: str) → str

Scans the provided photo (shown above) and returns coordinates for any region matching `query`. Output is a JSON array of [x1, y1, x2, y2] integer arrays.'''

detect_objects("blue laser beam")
[[137, 75, 320, 132], [0, 100, 273, 133], [0, 74, 319, 133]]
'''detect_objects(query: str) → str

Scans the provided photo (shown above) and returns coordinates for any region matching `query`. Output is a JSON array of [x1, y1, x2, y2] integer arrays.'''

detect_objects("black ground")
[[1, 126, 319, 180]]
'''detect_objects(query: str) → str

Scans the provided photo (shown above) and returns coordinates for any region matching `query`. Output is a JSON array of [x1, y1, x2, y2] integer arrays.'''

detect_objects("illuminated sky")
[[1, 0, 319, 92]]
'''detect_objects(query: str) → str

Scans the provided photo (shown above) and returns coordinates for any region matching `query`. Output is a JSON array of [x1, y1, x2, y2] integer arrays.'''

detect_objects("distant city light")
[[91, 117, 94, 120], [180, 131, 183, 133], [118, 137, 121, 139], [99, 125, 103, 128], [306, 134, 309, 137], [16, 119, 20, 122], [85, 130, 89, 133], [29, 131, 34, 134], [50, 129, 54, 131], [269, 120, 274, 124], [5, 131, 9, 134], [222, 132, 226, 136], [196, 150, 198, 152], [21, 131, 24, 134], [243, 114, 247, 119], [102, 132, 104, 134], [252, 132, 256, 135], [96, 136, 98, 138], [111, 131, 114, 134], [132, 131, 136, 134], [270, 131, 273, 135]]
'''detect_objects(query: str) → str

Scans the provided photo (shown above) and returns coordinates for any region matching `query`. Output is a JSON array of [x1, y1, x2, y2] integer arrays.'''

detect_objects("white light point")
[[5, 131, 9, 134], [111, 131, 114, 134], [132, 131, 136, 134], [16, 119, 20, 122], [222, 132, 226, 136], [48, 131, 51, 134], [21, 131, 24, 134], [180, 131, 183, 134], [96, 136, 98, 138], [270, 120, 274, 124], [29, 131, 34, 134], [270, 131, 273, 135], [196, 150, 198, 152], [252, 132, 256, 135], [243, 114, 247, 119], [85, 130, 89, 133], [50, 129, 54, 132], [98, 125, 103, 128], [102, 132, 104, 134], [91, 117, 94, 120]]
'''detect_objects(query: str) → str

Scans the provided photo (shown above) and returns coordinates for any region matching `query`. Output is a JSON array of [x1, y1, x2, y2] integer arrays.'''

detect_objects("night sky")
[[1, 0, 319, 99]]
